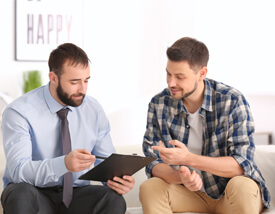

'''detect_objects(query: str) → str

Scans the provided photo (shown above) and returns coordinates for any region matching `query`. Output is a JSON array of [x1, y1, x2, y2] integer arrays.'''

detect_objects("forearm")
[[186, 153, 244, 178], [151, 163, 182, 184], [8, 155, 67, 186]]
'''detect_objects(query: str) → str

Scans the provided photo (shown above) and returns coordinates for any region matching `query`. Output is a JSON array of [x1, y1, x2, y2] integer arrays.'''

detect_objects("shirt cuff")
[[146, 159, 164, 178], [51, 155, 69, 177], [232, 154, 253, 175]]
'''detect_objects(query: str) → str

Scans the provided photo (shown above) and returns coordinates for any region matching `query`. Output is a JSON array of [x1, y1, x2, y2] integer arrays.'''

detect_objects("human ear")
[[199, 67, 208, 80], [49, 71, 58, 84]]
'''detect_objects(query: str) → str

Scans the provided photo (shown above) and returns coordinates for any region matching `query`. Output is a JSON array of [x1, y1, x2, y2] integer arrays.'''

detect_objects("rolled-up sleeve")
[[142, 101, 164, 178], [227, 95, 255, 176]]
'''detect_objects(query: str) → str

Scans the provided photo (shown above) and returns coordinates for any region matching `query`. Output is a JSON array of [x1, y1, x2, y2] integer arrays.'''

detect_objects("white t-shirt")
[[186, 109, 205, 192]]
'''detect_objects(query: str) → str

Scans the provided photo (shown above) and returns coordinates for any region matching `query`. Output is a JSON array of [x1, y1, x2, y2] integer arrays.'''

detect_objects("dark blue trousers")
[[1, 183, 126, 214]]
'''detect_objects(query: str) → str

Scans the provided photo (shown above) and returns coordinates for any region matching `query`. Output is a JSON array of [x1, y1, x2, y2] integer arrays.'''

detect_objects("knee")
[[4, 183, 38, 201], [113, 194, 126, 212], [226, 176, 259, 198], [1, 183, 39, 211], [105, 188, 126, 211], [139, 177, 168, 202], [140, 177, 163, 195], [225, 176, 263, 213]]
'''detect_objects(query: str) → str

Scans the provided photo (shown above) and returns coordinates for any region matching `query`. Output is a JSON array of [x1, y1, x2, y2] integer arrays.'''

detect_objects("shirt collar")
[[43, 82, 74, 114], [163, 88, 187, 116], [201, 78, 213, 112]]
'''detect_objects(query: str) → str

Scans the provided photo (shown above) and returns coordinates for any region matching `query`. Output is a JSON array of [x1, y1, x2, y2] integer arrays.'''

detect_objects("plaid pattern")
[[143, 78, 270, 208]]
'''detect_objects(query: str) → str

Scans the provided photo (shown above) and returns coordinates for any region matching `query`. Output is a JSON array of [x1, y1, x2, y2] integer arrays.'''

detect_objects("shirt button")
[[185, 124, 190, 129]]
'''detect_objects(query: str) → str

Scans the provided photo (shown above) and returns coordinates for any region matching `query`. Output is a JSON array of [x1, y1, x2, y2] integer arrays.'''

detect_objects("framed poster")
[[15, 0, 84, 61]]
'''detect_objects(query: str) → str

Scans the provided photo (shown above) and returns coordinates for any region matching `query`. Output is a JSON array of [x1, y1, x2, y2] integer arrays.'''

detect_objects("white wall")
[[1, 0, 275, 146]]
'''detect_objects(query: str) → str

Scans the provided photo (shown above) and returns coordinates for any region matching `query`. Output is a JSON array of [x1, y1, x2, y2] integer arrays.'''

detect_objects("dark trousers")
[[1, 183, 126, 214]]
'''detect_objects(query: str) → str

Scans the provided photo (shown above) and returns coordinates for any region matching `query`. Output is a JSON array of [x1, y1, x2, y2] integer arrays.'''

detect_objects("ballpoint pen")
[[95, 156, 107, 159], [96, 153, 138, 160]]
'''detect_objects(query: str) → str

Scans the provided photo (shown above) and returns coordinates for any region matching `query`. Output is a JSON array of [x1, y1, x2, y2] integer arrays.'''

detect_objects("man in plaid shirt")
[[139, 37, 270, 214]]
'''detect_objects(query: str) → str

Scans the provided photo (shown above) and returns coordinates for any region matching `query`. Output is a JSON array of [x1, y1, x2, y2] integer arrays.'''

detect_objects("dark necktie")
[[57, 108, 73, 208]]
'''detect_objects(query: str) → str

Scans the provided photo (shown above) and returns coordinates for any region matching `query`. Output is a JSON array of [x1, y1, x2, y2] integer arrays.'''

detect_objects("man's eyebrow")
[[166, 69, 185, 76], [69, 76, 91, 81]]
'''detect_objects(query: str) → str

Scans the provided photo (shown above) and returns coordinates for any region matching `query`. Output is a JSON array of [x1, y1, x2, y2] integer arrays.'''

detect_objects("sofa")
[[1, 133, 275, 214], [0, 134, 275, 213]]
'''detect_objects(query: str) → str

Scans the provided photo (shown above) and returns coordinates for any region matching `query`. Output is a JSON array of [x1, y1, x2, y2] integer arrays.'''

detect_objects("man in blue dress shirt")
[[1, 43, 134, 214]]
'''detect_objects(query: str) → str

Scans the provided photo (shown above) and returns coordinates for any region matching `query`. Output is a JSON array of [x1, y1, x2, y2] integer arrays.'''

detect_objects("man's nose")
[[78, 82, 86, 94], [168, 77, 176, 87]]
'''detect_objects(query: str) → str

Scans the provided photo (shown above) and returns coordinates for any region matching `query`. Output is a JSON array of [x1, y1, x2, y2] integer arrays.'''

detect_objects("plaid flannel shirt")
[[143, 78, 270, 208]]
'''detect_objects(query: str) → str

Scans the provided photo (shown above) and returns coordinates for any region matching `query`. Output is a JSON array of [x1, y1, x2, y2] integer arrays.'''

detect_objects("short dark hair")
[[166, 37, 209, 70], [48, 43, 90, 76]]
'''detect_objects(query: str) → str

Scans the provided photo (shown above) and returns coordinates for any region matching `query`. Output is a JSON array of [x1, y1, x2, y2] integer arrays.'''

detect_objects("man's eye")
[[71, 81, 78, 85]]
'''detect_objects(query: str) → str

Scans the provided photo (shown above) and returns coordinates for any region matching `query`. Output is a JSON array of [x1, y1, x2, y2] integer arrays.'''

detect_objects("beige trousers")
[[139, 176, 263, 214]]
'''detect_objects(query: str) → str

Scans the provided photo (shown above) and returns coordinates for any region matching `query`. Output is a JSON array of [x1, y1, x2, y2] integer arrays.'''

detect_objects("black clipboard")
[[79, 153, 156, 182]]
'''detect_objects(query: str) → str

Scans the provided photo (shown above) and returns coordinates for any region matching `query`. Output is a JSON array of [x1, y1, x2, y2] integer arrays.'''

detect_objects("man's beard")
[[180, 81, 198, 99], [172, 82, 198, 100], [56, 82, 85, 107]]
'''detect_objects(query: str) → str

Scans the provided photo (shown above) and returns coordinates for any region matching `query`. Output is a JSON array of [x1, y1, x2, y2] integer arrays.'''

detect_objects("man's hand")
[[179, 166, 202, 191], [65, 149, 96, 172], [151, 140, 203, 191], [151, 140, 191, 165], [107, 175, 135, 195]]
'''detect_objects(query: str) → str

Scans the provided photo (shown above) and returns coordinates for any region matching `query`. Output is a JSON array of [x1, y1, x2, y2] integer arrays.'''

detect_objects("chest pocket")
[[167, 112, 189, 145], [205, 118, 229, 156]]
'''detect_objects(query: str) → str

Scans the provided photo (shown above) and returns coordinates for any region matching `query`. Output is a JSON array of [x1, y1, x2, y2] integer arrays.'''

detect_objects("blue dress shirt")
[[2, 83, 115, 188]]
